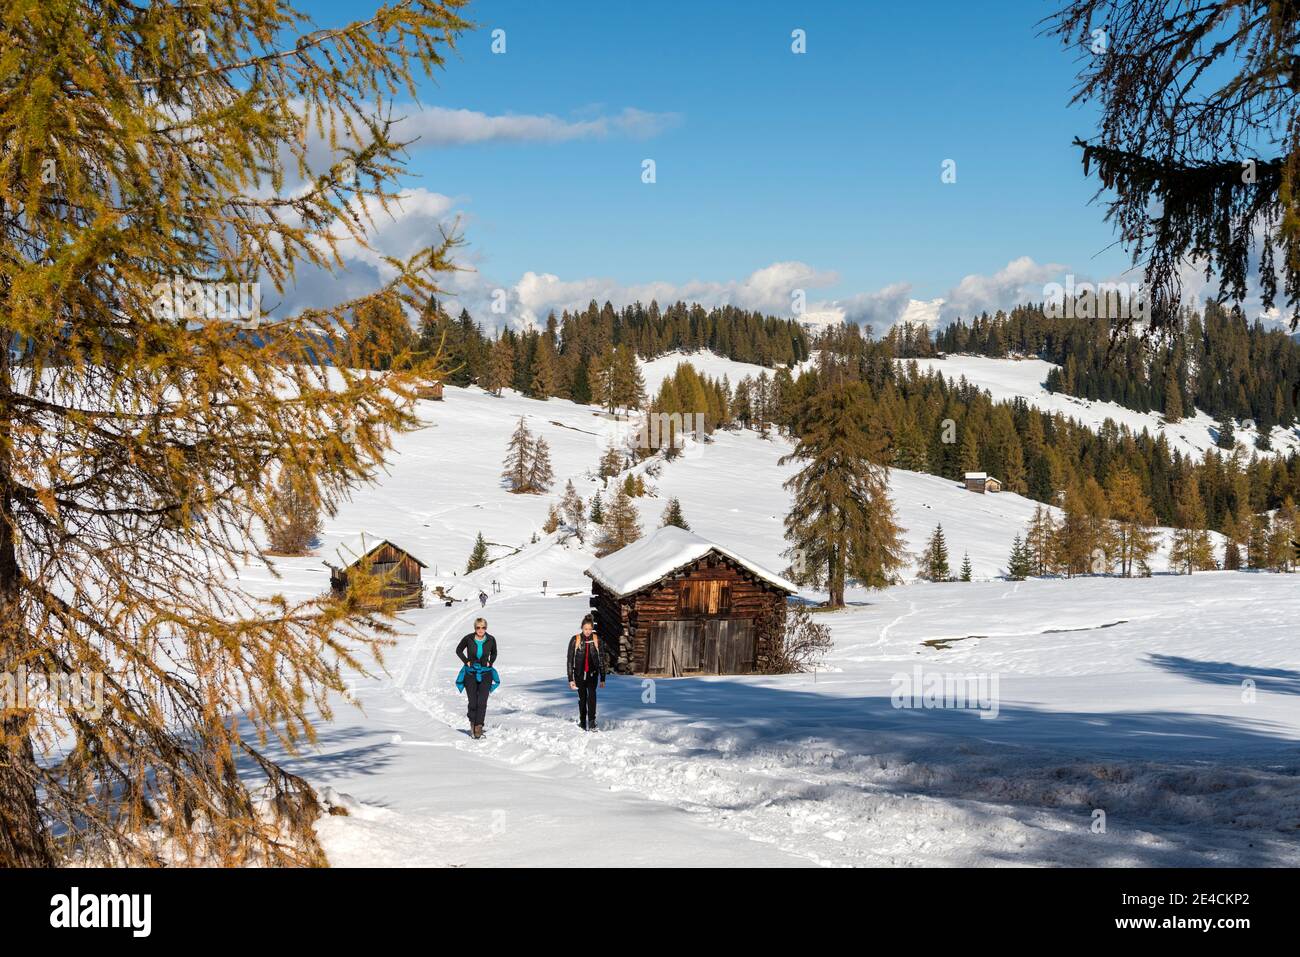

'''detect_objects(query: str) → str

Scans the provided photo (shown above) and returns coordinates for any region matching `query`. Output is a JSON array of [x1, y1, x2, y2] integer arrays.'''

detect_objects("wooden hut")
[[415, 381, 444, 400], [963, 471, 1002, 494], [585, 527, 796, 676], [325, 534, 427, 609]]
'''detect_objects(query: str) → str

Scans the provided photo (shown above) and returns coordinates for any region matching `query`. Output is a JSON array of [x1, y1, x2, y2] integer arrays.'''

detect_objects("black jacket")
[[566, 633, 606, 683], [456, 633, 498, 668]]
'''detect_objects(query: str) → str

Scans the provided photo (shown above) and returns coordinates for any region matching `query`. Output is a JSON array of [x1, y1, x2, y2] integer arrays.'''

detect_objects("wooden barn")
[[963, 471, 1002, 494], [325, 534, 427, 609], [415, 381, 444, 400], [585, 527, 797, 676]]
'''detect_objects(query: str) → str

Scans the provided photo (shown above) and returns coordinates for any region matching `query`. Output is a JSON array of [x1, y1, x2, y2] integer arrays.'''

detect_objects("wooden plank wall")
[[592, 552, 786, 675], [332, 543, 424, 609]]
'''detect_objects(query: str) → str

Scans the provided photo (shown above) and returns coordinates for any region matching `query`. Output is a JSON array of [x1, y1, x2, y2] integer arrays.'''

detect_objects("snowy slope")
[[232, 379, 1298, 868], [639, 350, 782, 395], [904, 354, 1300, 459]]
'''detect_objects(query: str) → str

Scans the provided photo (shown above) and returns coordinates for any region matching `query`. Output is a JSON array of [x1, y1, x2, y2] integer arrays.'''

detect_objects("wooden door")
[[705, 619, 756, 674], [648, 620, 702, 675]]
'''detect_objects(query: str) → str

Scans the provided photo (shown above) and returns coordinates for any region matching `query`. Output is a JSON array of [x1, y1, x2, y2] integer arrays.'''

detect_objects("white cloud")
[[434, 261, 841, 331], [831, 282, 915, 331], [393, 105, 681, 148], [939, 256, 1068, 323], [265, 188, 460, 320], [275, 187, 1290, 340]]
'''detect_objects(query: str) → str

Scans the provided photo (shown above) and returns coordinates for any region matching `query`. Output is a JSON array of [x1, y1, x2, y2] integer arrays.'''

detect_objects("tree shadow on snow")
[[519, 674, 1300, 865], [1145, 653, 1300, 696], [234, 721, 400, 791]]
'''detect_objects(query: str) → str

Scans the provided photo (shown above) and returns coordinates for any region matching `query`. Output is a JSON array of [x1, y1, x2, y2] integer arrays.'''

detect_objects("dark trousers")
[[575, 677, 599, 729], [465, 675, 492, 727]]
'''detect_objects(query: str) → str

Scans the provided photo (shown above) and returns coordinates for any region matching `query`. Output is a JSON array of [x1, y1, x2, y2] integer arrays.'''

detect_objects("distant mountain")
[[796, 309, 844, 331], [897, 297, 944, 329]]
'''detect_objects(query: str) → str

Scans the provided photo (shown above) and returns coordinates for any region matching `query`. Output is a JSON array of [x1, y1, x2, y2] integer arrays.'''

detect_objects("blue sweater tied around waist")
[[455, 662, 500, 693]]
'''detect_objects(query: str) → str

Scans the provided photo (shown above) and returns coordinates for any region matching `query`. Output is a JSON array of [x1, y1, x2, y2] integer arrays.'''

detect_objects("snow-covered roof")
[[328, 533, 427, 569], [964, 472, 988, 480], [585, 526, 798, 597]]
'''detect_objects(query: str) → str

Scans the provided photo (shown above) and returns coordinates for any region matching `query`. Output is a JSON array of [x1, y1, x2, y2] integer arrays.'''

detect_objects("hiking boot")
[[472, 724, 482, 739]]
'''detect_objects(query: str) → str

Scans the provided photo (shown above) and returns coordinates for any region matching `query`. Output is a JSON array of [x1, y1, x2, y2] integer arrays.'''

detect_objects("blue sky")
[[295, 0, 1142, 329]]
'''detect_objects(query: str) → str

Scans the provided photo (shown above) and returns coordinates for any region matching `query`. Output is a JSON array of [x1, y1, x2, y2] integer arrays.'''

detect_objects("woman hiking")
[[566, 615, 606, 731], [455, 617, 499, 739]]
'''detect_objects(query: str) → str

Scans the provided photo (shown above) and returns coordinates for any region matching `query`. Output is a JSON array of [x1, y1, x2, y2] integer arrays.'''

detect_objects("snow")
[[229, 377, 1299, 868], [585, 525, 798, 597], [638, 350, 784, 396], [903, 354, 1300, 459]]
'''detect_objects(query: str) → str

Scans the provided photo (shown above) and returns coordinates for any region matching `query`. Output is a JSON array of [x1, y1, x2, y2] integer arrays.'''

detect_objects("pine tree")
[[345, 297, 419, 370], [0, 0, 470, 866], [661, 497, 690, 530], [917, 524, 951, 581], [526, 436, 555, 494], [1267, 497, 1298, 571], [1170, 478, 1214, 573], [1164, 373, 1184, 423], [892, 421, 930, 472], [1105, 467, 1158, 577], [598, 445, 625, 481], [1053, 483, 1093, 576], [589, 492, 605, 525], [529, 338, 560, 399], [1007, 535, 1033, 580], [1248, 512, 1273, 569], [781, 383, 905, 606], [543, 504, 562, 534], [1215, 411, 1236, 449], [960, 552, 973, 582], [466, 533, 490, 573], [502, 418, 533, 493], [561, 480, 586, 536], [485, 336, 515, 396], [1025, 505, 1057, 575], [596, 486, 642, 556], [1223, 526, 1243, 570], [958, 426, 981, 477], [1081, 476, 1117, 574], [589, 350, 616, 414], [612, 344, 647, 414], [265, 466, 323, 556]]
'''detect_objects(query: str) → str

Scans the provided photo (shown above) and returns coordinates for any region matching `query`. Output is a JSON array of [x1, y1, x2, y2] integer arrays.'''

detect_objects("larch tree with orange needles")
[[0, 0, 470, 865]]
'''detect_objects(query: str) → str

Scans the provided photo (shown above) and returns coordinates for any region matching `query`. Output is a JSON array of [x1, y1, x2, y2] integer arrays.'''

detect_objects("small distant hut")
[[325, 534, 427, 609], [415, 381, 444, 400], [585, 527, 796, 676], [963, 471, 1002, 494]]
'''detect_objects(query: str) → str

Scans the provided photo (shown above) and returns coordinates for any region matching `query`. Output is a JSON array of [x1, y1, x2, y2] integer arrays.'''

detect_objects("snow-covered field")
[[903, 353, 1300, 459], [239, 378, 1300, 867], [639, 349, 794, 395]]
